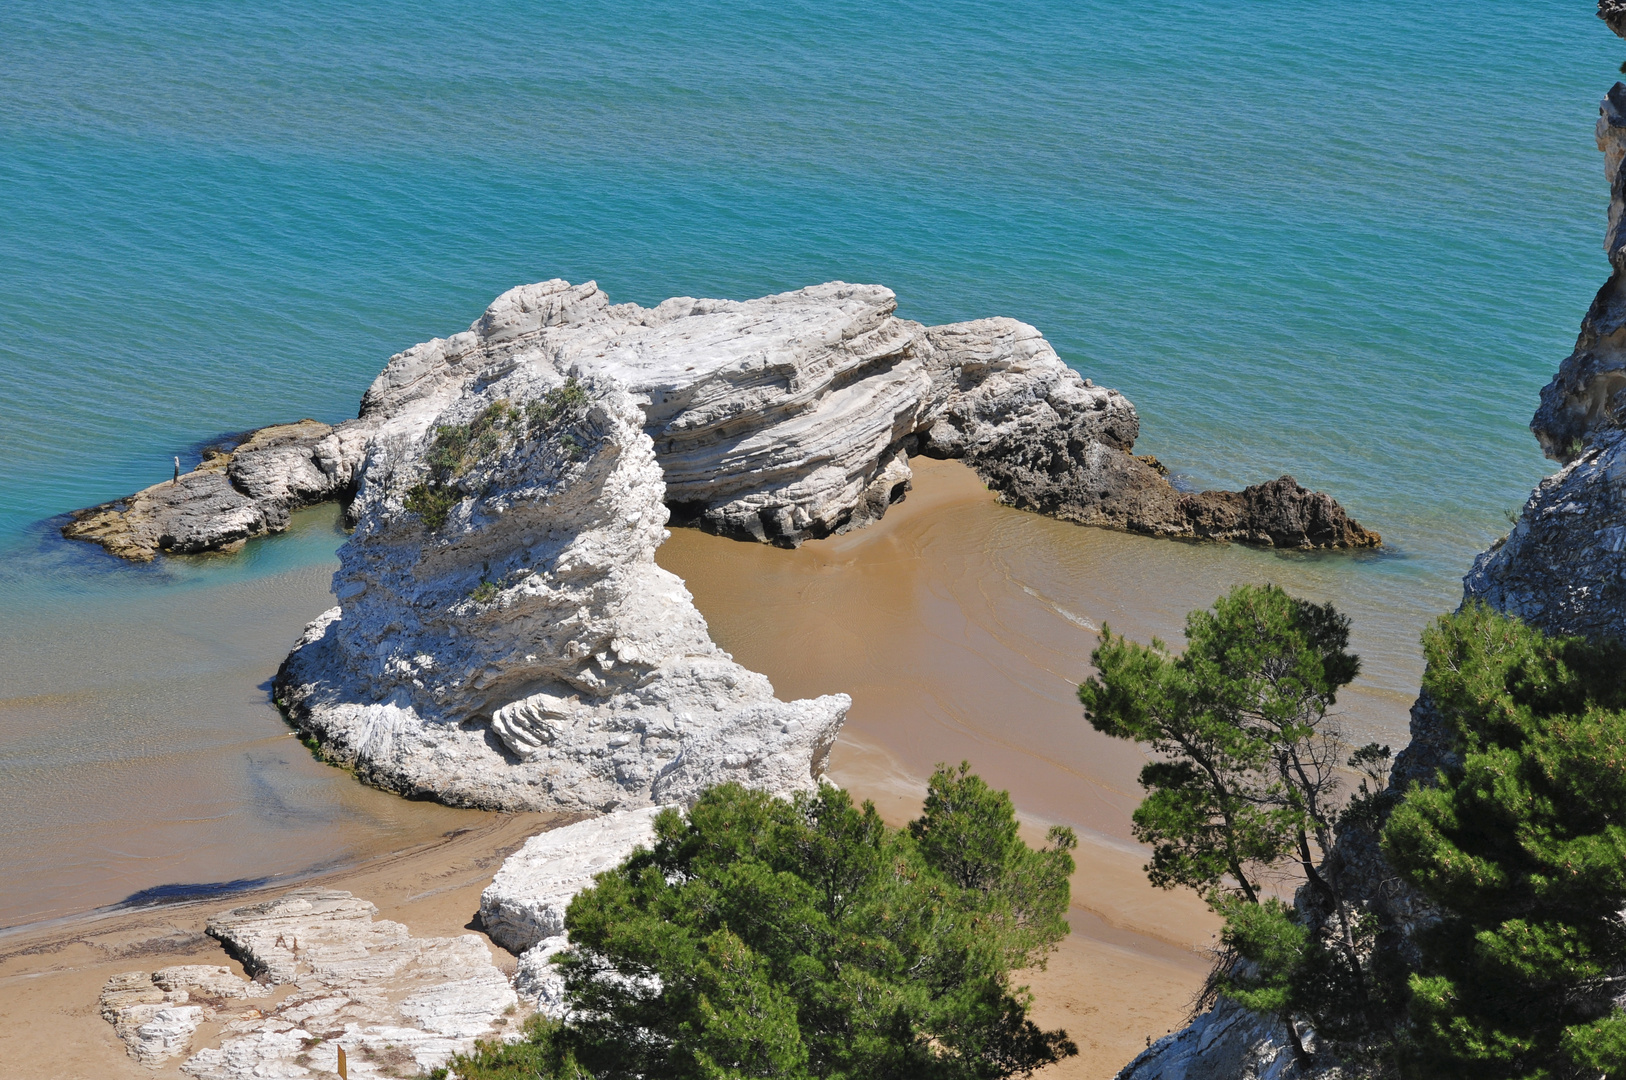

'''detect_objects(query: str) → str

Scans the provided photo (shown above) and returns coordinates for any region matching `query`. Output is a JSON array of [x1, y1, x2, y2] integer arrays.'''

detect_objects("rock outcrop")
[[1463, 429, 1626, 640], [274, 378, 849, 814], [1116, 1000, 1305, 1080], [65, 280, 1375, 559], [100, 965, 271, 1066], [478, 807, 666, 1013], [62, 420, 357, 561], [177, 889, 517, 1079]]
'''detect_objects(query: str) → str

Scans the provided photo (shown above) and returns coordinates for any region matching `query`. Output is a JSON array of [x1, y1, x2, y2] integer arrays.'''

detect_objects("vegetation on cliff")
[[437, 766, 1078, 1080], [1089, 587, 1626, 1079], [1383, 604, 1626, 1079], [405, 379, 591, 529]]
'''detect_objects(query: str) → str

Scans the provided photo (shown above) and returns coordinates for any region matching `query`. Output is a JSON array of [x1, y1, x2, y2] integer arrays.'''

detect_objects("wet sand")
[[658, 455, 1419, 1076], [0, 506, 497, 928], [0, 458, 1420, 1078], [0, 812, 549, 1080]]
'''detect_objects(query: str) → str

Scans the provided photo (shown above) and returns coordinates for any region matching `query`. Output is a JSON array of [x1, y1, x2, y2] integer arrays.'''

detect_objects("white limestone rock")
[[167, 888, 518, 1080], [477, 808, 670, 1014], [479, 806, 665, 954], [99, 965, 270, 1066], [275, 380, 848, 814]]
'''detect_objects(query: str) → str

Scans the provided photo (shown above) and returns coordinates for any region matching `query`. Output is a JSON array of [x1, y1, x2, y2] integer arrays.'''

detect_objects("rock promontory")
[[64, 280, 1376, 558], [274, 378, 848, 814]]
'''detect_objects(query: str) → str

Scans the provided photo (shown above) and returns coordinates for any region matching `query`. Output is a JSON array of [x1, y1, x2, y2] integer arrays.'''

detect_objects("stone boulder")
[[274, 379, 848, 814], [478, 807, 667, 1014]]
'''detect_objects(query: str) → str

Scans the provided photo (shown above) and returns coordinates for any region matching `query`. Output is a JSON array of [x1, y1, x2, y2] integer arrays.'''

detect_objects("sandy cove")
[[6, 454, 1360, 1079]]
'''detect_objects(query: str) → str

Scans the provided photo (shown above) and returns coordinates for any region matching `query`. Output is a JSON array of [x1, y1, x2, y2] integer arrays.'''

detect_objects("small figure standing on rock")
[[173, 456, 180, 484]]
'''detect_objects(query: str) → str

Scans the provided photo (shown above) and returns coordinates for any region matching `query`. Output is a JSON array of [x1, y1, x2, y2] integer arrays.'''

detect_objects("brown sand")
[[1, 457, 1414, 1078], [0, 811, 550, 1080], [655, 457, 1232, 1078]]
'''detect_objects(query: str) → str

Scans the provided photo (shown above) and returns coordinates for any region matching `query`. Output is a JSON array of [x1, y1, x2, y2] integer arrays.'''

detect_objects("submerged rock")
[[65, 280, 1374, 559]]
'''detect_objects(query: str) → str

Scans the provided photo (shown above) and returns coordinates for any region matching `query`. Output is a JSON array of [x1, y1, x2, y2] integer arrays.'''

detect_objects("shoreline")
[[0, 455, 1421, 1078]]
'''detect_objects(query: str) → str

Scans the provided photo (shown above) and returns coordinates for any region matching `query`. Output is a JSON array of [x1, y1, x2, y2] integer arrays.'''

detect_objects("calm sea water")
[[0, 0, 1617, 923]]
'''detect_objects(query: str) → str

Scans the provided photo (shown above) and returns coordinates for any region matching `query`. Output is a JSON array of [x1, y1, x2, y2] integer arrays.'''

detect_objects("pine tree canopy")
[[439, 768, 1078, 1080], [1382, 603, 1626, 1079]]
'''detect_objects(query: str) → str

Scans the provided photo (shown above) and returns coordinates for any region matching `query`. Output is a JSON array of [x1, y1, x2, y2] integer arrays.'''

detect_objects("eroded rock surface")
[[100, 965, 271, 1066], [1464, 430, 1626, 641], [63, 421, 356, 561], [274, 380, 848, 813], [478, 808, 666, 1014], [66, 281, 1374, 558], [169, 889, 518, 1080]]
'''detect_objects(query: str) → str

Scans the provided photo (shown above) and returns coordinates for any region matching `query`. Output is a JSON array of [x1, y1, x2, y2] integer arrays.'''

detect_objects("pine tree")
[[439, 767, 1078, 1080], [1382, 603, 1626, 1079]]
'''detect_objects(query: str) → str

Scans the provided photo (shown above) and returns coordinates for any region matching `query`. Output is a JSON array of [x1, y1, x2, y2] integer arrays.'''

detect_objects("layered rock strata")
[[65, 281, 1375, 558], [99, 965, 271, 1066], [274, 379, 849, 813], [180, 889, 517, 1080]]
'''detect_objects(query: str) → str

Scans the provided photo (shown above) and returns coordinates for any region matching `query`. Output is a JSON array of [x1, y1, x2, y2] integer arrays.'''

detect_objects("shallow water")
[[0, 0, 1616, 925], [661, 458, 1416, 848], [0, 506, 491, 927]]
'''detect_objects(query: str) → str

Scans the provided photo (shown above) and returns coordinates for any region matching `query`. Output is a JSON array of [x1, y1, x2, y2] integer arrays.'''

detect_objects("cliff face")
[[1469, 81, 1626, 642], [64, 280, 1376, 560], [1118, 64, 1626, 1080]]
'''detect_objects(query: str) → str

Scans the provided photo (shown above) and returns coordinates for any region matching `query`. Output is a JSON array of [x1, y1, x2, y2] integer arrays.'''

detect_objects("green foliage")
[[1081, 585, 1407, 1068], [1214, 897, 1309, 1015], [1381, 603, 1626, 1079], [433, 1015, 595, 1080], [403, 480, 460, 529], [1078, 583, 1360, 905], [469, 580, 498, 604], [406, 386, 591, 530], [497, 768, 1079, 1080], [527, 376, 591, 435]]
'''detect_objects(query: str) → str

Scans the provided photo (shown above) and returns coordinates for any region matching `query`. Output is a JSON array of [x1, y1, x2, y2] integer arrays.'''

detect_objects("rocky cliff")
[[1117, 41, 1626, 1080], [64, 280, 1376, 559]]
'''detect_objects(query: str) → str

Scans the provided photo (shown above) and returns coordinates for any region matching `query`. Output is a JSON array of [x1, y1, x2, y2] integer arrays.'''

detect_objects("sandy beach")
[[0, 455, 1432, 1078]]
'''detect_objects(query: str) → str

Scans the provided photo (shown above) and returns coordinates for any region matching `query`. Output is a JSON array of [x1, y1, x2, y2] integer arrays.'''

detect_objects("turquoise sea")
[[0, 0, 1618, 924]]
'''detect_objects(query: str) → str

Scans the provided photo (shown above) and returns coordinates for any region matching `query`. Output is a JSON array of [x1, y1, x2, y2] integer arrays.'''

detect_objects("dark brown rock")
[[61, 420, 351, 561]]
